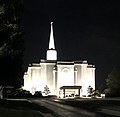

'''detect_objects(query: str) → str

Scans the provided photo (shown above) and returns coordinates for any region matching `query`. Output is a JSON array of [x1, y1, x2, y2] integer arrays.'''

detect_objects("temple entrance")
[[59, 86, 82, 98]]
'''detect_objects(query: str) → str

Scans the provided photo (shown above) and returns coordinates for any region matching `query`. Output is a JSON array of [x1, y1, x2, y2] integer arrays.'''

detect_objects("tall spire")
[[46, 22, 57, 60], [49, 22, 55, 49]]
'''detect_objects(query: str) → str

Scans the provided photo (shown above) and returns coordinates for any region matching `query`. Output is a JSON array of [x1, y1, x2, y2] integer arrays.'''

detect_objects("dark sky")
[[23, 0, 120, 88]]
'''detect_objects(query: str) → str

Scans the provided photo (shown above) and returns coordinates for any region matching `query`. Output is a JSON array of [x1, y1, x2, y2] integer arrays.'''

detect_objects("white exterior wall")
[[23, 61, 95, 97], [79, 64, 88, 96], [46, 63, 56, 95], [40, 63, 47, 87], [57, 64, 74, 88], [25, 67, 32, 92], [31, 67, 41, 91], [47, 50, 57, 60], [75, 64, 82, 85], [23, 73, 28, 90], [53, 68, 57, 95], [88, 68, 95, 90], [74, 63, 95, 96]]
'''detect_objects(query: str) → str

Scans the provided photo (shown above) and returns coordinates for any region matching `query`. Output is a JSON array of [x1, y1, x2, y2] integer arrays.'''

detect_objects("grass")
[[0, 99, 46, 117]]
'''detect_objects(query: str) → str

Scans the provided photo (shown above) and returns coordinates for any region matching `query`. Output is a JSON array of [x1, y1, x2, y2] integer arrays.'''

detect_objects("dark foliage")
[[33, 91, 42, 97], [105, 67, 120, 97], [0, 0, 24, 87], [3, 88, 32, 98], [3, 87, 43, 98]]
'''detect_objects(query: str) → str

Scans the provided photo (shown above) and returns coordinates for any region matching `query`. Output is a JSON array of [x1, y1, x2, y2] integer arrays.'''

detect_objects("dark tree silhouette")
[[0, 0, 24, 88], [87, 85, 93, 96], [105, 67, 120, 97]]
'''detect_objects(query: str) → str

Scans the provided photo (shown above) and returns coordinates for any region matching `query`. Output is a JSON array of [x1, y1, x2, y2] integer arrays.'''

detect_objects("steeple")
[[46, 22, 57, 60], [49, 22, 55, 49]]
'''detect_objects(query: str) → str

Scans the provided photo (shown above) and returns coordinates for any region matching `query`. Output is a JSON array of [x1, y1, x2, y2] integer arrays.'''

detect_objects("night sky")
[[22, 0, 120, 88]]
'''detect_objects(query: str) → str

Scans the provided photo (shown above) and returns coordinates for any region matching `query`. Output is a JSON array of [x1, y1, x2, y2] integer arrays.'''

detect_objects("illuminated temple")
[[23, 22, 95, 97]]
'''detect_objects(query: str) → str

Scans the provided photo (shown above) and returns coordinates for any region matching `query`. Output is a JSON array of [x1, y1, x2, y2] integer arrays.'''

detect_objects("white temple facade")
[[24, 22, 95, 97]]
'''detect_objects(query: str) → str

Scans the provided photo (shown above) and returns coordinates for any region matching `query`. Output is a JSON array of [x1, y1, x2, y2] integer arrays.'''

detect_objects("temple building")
[[23, 22, 95, 97]]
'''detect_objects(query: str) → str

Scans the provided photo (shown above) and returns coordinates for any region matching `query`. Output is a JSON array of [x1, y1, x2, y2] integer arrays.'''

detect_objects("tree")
[[43, 85, 51, 95], [0, 0, 24, 88], [87, 85, 93, 96], [105, 68, 120, 97], [0, 86, 3, 99]]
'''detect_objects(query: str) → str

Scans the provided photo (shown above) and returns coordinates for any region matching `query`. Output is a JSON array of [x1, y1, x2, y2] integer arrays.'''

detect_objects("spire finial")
[[49, 22, 55, 49]]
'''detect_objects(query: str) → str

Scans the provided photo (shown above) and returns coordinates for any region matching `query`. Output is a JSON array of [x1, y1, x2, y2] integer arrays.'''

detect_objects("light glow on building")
[[23, 22, 95, 98]]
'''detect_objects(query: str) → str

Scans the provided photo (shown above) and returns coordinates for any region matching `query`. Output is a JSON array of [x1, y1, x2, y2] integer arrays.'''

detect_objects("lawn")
[[0, 99, 44, 117]]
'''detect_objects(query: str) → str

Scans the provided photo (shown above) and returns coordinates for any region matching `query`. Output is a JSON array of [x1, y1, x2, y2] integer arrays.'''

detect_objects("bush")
[[4, 88, 32, 98], [33, 91, 42, 98]]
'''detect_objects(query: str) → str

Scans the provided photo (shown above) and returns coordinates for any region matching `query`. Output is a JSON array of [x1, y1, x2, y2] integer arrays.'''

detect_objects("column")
[[78, 89, 80, 96], [63, 89, 65, 98]]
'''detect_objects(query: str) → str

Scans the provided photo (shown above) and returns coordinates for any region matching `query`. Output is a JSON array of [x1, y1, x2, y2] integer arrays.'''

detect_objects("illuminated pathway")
[[31, 99, 115, 117]]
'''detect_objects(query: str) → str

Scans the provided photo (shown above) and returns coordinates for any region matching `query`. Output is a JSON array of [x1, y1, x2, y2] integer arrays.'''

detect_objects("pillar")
[[63, 89, 65, 98], [78, 89, 80, 96]]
